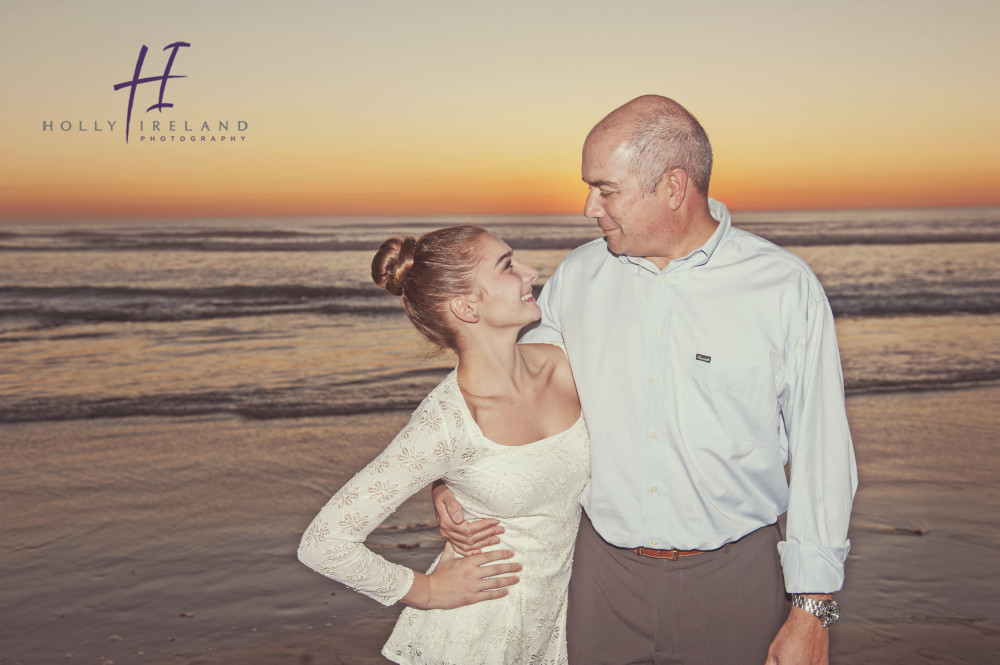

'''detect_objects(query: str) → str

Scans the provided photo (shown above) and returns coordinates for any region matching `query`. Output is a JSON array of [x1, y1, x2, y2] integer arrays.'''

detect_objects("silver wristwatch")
[[791, 595, 840, 628]]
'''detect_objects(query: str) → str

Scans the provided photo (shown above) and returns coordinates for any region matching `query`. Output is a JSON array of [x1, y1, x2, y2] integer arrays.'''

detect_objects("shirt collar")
[[617, 198, 732, 273], [699, 198, 731, 265]]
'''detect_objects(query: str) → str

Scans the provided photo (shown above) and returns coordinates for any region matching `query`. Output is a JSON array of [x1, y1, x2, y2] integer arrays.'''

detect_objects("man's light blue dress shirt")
[[521, 199, 858, 593]]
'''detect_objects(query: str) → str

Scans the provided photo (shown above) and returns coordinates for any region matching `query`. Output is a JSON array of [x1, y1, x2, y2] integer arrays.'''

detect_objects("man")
[[435, 95, 857, 664]]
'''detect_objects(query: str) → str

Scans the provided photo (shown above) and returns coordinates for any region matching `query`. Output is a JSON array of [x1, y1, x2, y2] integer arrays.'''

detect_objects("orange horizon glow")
[[2, 1, 998, 221], [2, 159, 997, 220], [3, 179, 999, 220]]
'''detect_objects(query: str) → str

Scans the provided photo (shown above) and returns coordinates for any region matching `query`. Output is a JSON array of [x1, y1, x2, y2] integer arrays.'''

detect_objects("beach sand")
[[3, 387, 998, 665], [138, 614, 399, 665], [140, 616, 990, 665]]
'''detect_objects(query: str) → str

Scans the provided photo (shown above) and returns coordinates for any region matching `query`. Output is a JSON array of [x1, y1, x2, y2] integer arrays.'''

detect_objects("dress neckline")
[[446, 369, 584, 448]]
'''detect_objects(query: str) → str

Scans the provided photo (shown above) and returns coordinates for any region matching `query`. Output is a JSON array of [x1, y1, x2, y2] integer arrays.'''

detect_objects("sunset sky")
[[1, 0, 997, 219]]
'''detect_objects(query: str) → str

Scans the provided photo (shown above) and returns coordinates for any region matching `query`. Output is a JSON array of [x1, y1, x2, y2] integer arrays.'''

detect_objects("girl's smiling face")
[[468, 232, 540, 329]]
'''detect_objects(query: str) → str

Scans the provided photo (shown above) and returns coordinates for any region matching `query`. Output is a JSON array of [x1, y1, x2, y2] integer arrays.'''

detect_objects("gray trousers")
[[567, 513, 791, 665]]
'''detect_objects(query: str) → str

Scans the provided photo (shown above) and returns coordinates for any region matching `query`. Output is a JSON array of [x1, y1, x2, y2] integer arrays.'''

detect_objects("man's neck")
[[645, 206, 719, 270]]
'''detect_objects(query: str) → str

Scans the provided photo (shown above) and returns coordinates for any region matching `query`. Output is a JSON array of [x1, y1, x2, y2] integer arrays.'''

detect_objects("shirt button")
[[650, 539, 659, 547], [660, 275, 668, 284], [649, 431, 657, 439], [654, 325, 663, 334], [650, 378, 659, 387], [650, 485, 658, 493]]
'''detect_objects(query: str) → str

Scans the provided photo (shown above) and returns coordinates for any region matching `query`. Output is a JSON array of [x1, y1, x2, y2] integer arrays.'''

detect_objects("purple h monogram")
[[113, 42, 191, 143]]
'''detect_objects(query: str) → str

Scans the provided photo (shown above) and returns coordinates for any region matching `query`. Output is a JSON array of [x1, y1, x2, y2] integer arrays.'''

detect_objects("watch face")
[[821, 601, 840, 627]]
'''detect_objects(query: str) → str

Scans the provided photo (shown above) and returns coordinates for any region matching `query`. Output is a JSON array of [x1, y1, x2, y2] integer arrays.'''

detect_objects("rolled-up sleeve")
[[776, 280, 858, 592]]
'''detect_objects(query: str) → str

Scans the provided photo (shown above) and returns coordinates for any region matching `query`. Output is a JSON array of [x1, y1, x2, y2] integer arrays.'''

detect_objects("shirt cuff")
[[777, 539, 851, 593], [369, 566, 415, 606]]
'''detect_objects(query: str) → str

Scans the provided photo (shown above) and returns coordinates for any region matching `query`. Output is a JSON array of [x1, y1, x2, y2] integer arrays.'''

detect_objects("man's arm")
[[776, 284, 857, 590], [768, 280, 858, 664], [432, 480, 503, 555], [765, 593, 832, 665]]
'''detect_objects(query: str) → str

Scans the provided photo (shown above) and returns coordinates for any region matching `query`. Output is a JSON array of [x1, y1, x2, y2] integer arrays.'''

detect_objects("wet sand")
[[3, 387, 999, 664], [143, 613, 401, 665], [142, 614, 994, 665]]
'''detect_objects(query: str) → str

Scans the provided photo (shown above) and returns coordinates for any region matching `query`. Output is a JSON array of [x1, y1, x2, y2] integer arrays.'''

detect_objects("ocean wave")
[[2, 225, 1000, 252], [4, 368, 999, 423], [0, 374, 442, 423], [2, 281, 997, 332], [0, 284, 381, 300], [829, 287, 1000, 318], [0, 285, 400, 329], [845, 370, 1000, 396], [766, 231, 1000, 247], [0, 235, 600, 253]]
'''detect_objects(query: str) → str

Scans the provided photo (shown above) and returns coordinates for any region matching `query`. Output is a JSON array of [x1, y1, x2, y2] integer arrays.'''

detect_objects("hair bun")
[[371, 236, 417, 296]]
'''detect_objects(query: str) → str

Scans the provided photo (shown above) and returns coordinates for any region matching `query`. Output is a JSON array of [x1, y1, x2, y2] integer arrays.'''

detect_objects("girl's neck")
[[455, 331, 528, 397]]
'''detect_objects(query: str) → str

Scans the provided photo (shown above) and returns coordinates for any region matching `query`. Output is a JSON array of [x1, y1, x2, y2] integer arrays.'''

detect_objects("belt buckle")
[[668, 548, 679, 561]]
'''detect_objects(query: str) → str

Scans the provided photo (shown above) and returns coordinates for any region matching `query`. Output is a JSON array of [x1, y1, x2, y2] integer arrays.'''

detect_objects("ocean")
[[3, 207, 999, 423], [2, 208, 999, 664]]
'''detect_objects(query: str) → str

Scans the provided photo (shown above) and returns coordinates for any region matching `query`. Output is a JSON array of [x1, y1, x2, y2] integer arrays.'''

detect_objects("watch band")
[[791, 595, 840, 628]]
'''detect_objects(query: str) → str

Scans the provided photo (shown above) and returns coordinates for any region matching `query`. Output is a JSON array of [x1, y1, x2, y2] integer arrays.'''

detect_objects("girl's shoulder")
[[519, 343, 575, 393], [518, 341, 569, 368]]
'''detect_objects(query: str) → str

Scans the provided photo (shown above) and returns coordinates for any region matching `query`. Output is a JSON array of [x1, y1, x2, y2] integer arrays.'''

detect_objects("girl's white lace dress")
[[298, 368, 590, 665]]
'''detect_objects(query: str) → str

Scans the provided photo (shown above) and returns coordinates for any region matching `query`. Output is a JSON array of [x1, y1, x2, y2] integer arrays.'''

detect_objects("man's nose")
[[584, 188, 603, 219]]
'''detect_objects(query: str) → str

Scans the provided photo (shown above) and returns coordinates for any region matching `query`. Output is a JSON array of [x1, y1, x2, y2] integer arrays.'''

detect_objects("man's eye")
[[600, 191, 614, 198], [503, 260, 512, 271]]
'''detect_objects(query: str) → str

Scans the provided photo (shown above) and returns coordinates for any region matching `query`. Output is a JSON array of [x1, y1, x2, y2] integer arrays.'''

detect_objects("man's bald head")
[[587, 95, 713, 197]]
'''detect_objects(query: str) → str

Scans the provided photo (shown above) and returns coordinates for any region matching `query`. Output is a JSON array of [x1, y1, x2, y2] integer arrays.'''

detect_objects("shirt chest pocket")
[[679, 357, 779, 454]]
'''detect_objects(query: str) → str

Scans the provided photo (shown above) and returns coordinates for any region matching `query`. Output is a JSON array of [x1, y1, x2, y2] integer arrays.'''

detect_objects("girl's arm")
[[298, 391, 519, 608]]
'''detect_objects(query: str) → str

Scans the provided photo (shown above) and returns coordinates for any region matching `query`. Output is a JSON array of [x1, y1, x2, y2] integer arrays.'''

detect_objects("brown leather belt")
[[629, 546, 704, 560]]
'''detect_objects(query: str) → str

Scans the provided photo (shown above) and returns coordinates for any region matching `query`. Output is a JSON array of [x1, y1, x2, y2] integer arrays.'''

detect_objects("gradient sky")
[[1, 0, 997, 218]]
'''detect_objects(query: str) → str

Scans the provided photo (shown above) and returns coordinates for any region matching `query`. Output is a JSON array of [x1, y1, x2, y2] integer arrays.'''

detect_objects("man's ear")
[[657, 167, 689, 211], [449, 297, 479, 323]]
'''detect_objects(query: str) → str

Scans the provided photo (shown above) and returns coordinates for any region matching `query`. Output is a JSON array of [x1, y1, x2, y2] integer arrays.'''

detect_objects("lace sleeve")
[[297, 390, 463, 605]]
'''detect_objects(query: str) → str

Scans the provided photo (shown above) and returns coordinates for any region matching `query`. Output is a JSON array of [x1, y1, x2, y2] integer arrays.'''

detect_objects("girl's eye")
[[503, 260, 513, 271]]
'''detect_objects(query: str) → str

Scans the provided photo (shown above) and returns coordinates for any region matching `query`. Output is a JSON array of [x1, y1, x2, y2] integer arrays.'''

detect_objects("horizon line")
[[4, 201, 1000, 223]]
